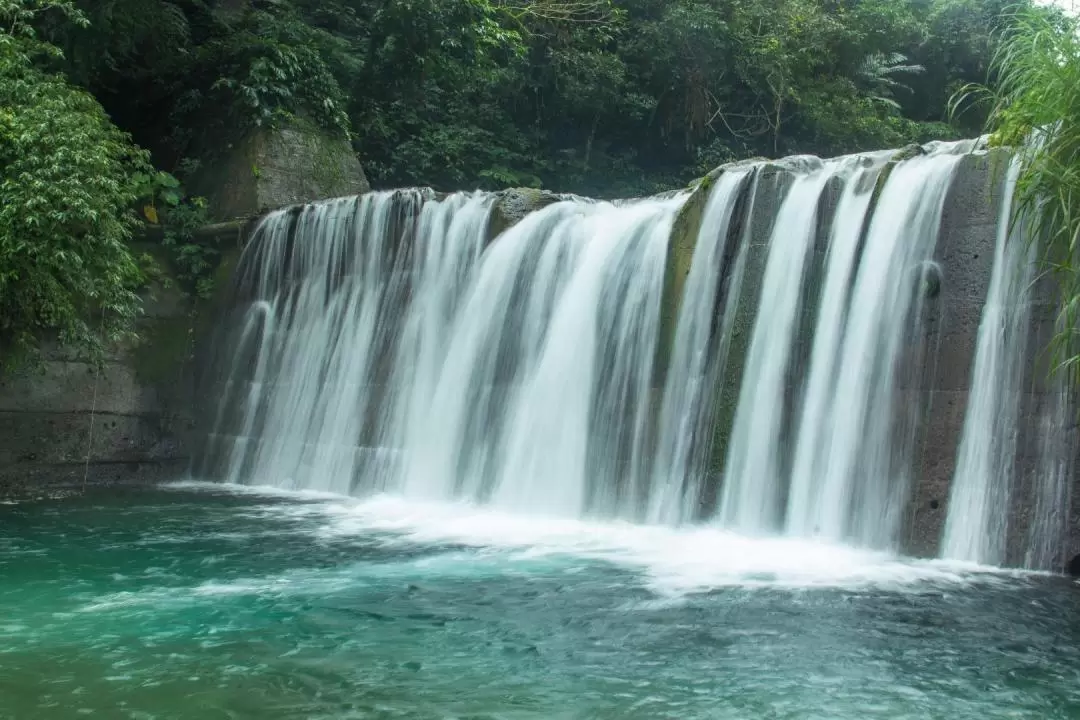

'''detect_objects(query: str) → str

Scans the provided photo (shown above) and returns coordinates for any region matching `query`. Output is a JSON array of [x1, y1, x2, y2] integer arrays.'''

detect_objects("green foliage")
[[161, 198, 216, 300], [130, 167, 216, 298], [0, 0, 145, 369], [27, 0, 1028, 198], [963, 4, 1080, 387], [205, 10, 351, 138], [857, 52, 926, 109]]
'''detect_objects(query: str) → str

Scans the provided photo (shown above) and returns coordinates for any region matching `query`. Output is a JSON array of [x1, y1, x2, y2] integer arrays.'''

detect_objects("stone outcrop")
[[195, 121, 370, 221], [487, 188, 563, 243]]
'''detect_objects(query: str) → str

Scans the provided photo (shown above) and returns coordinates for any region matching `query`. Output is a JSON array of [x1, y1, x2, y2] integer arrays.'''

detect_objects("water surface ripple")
[[1, 484, 1077, 719]]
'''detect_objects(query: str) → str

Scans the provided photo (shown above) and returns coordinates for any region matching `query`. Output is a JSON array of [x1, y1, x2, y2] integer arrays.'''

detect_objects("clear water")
[[3, 484, 1079, 719]]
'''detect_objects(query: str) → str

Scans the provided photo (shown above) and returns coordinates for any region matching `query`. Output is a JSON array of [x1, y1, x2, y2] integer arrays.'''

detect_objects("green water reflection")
[[1, 486, 1078, 719]]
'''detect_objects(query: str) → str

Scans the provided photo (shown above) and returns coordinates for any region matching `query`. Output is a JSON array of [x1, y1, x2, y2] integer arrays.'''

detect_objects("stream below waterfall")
[[2, 484, 1079, 719]]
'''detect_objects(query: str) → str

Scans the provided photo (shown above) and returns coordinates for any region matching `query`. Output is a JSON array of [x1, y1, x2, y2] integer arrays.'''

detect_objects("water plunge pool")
[[2, 483, 1078, 719]]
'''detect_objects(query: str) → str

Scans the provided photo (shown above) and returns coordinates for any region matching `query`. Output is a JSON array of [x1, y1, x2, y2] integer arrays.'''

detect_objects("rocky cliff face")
[[0, 258, 198, 495], [196, 122, 370, 220]]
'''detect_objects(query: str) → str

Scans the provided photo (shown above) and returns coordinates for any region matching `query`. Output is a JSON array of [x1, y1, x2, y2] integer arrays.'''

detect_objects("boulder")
[[195, 121, 370, 221], [487, 188, 562, 243]]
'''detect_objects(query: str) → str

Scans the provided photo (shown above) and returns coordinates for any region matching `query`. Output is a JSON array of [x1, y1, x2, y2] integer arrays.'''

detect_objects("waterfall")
[[648, 168, 756, 525], [197, 191, 489, 494], [711, 148, 964, 544], [199, 190, 681, 518], [783, 149, 964, 547], [1025, 377, 1074, 570], [717, 160, 835, 533], [196, 139, 1073, 568], [942, 160, 1036, 566], [783, 161, 883, 538]]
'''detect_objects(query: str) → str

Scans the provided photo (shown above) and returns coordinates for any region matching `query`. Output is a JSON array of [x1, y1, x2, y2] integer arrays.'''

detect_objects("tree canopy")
[[32, 0, 1046, 196], [0, 0, 1064, 364]]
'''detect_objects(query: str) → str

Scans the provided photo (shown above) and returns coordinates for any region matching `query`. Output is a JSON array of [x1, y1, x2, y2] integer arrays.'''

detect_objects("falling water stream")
[[648, 168, 756, 525], [200, 192, 682, 518], [717, 161, 836, 534]]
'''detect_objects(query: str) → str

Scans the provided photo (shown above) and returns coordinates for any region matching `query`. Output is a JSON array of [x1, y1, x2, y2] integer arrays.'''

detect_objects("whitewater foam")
[[165, 483, 1028, 595]]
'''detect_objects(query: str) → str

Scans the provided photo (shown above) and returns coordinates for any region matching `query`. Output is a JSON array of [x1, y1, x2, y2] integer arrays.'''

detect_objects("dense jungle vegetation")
[[0, 0, 1073, 365], [967, 5, 1080, 384]]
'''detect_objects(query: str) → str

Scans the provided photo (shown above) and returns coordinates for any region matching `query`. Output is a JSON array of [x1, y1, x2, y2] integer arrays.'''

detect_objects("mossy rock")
[[193, 120, 370, 221], [132, 314, 194, 389], [891, 143, 927, 162], [654, 167, 731, 385], [486, 188, 562, 244]]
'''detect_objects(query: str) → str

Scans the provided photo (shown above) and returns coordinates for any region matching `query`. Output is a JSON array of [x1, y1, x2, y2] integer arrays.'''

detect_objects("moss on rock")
[[194, 121, 370, 221], [655, 172, 722, 386], [891, 143, 927, 162], [486, 188, 562, 244]]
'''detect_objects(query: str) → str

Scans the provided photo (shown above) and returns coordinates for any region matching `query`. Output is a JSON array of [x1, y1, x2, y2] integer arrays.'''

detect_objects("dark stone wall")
[[0, 258, 198, 496], [901, 150, 1078, 567], [903, 150, 1011, 557]]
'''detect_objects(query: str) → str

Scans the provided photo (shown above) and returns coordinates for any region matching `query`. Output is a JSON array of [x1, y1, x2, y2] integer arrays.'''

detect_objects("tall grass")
[[954, 5, 1080, 386]]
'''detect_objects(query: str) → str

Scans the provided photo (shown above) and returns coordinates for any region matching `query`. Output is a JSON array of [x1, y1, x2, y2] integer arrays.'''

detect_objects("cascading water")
[[405, 197, 679, 517], [783, 160, 884, 538], [199, 190, 681, 518], [717, 160, 836, 533], [648, 168, 756, 525], [712, 147, 966, 545], [783, 148, 966, 547], [1025, 376, 1074, 570], [198, 191, 494, 495], [942, 159, 1036, 566], [197, 139, 1073, 568]]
